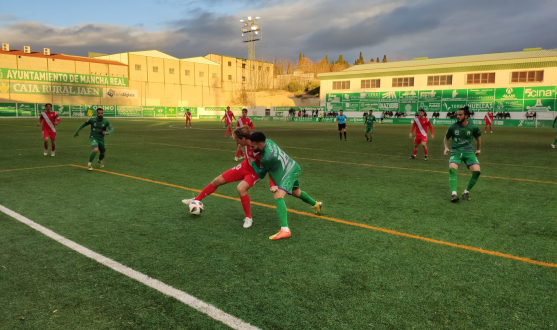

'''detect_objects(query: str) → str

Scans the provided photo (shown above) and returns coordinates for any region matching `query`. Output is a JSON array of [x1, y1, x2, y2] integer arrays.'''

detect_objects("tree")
[[287, 63, 291, 74], [316, 58, 331, 73], [382, 55, 388, 63], [376, 57, 380, 63], [325, 55, 328, 62], [354, 52, 365, 65], [299, 53, 303, 61], [336, 54, 346, 65], [370, 58, 375, 63]]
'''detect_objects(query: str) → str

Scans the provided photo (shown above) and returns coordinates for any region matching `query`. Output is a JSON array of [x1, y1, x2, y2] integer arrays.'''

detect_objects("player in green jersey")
[[551, 117, 557, 149], [248, 132, 322, 240], [364, 110, 376, 143], [444, 106, 481, 203], [74, 108, 114, 171]]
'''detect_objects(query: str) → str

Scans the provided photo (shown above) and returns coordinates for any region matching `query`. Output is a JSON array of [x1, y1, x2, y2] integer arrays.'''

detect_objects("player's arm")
[[364, 117, 368, 126], [251, 160, 269, 179], [443, 131, 452, 155], [38, 115, 43, 127], [474, 129, 481, 155], [73, 120, 90, 137], [54, 114, 61, 125], [104, 123, 114, 135], [409, 122, 416, 138], [428, 120, 434, 139], [248, 121, 254, 130]]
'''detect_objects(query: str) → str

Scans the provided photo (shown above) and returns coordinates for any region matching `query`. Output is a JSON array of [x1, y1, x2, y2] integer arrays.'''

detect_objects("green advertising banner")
[[359, 92, 381, 101], [495, 87, 524, 100], [495, 100, 524, 112], [380, 91, 399, 102], [418, 101, 442, 112], [418, 90, 442, 101], [399, 91, 419, 102], [343, 102, 360, 111], [467, 101, 494, 111], [176, 107, 198, 117], [326, 93, 342, 103], [0, 81, 103, 96], [17, 103, 36, 117], [70, 105, 86, 117], [199, 115, 221, 120], [467, 88, 495, 101], [524, 98, 554, 111], [327, 103, 344, 111], [442, 100, 467, 112], [142, 106, 155, 117], [0, 68, 128, 86], [442, 89, 467, 101], [165, 107, 177, 118], [204, 106, 242, 111], [523, 86, 556, 99], [0, 103, 16, 116], [399, 103, 417, 113], [38, 104, 70, 117], [155, 106, 166, 117], [360, 102, 379, 111], [116, 106, 142, 117], [342, 93, 360, 102], [379, 102, 399, 111], [89, 104, 115, 117]]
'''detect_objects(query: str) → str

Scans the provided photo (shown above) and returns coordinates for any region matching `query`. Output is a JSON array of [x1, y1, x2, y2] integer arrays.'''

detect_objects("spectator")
[[298, 111, 301, 117], [381, 111, 385, 123], [319, 113, 323, 122]]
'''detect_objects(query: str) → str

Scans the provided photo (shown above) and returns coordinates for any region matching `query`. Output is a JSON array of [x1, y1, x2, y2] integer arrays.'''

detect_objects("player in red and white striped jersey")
[[183, 108, 192, 128], [220, 106, 236, 138], [235, 108, 254, 161], [409, 109, 434, 160], [182, 126, 273, 229], [37, 103, 61, 157], [484, 109, 494, 133]]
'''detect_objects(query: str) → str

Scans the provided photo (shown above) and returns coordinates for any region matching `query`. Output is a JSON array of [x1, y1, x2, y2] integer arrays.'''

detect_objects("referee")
[[335, 110, 348, 141]]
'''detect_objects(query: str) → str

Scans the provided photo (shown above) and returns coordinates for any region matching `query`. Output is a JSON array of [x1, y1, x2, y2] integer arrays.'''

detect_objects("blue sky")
[[1, 0, 557, 63]]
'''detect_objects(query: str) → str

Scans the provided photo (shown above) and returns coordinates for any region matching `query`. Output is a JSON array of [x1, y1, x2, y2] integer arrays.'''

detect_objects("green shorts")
[[90, 137, 106, 153], [365, 126, 373, 133], [277, 163, 301, 194], [449, 151, 479, 168]]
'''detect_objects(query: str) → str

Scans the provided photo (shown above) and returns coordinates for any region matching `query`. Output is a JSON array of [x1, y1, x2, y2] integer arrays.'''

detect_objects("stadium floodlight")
[[239, 16, 261, 107]]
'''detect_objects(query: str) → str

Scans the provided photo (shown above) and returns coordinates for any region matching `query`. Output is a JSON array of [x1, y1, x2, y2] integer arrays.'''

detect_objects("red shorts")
[[221, 162, 259, 187], [186, 118, 191, 122], [414, 135, 427, 144], [43, 130, 56, 140]]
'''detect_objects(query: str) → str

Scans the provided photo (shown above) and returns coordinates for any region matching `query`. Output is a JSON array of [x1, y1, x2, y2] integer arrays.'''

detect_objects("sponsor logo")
[[525, 88, 554, 98]]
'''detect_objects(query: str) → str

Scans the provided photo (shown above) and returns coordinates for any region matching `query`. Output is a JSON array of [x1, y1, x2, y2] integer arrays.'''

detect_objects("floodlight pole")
[[240, 17, 261, 107]]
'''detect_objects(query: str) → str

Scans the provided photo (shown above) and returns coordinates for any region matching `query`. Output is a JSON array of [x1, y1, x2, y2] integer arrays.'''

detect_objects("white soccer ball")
[[188, 200, 204, 215]]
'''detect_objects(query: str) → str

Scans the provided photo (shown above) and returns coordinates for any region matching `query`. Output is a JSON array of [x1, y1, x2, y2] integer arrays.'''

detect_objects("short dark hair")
[[249, 132, 266, 143], [45, 103, 52, 107], [459, 106, 470, 118], [418, 108, 425, 113], [96, 108, 104, 112], [242, 108, 248, 112]]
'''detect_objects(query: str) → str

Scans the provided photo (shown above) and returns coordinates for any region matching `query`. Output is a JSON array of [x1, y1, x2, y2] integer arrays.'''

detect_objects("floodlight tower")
[[240, 16, 261, 106]]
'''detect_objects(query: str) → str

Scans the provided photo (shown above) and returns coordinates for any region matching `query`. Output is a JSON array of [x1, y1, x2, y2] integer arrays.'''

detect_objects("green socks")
[[89, 151, 97, 162], [449, 168, 458, 193], [553, 138, 557, 145], [275, 198, 288, 228], [99, 153, 105, 161], [298, 191, 316, 207], [466, 171, 481, 191]]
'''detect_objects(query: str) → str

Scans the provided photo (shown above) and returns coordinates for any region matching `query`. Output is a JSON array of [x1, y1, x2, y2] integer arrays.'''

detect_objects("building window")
[[228, 61, 232, 66], [228, 75, 232, 80], [427, 75, 452, 86], [242, 76, 246, 82], [258, 66, 261, 70], [466, 72, 495, 84], [199, 72, 204, 77], [153, 66, 159, 73], [185, 70, 191, 76], [135, 64, 142, 70], [332, 81, 350, 90], [212, 73, 217, 78], [242, 63, 246, 69], [361, 79, 380, 89], [511, 70, 543, 83], [169, 68, 175, 74], [392, 77, 414, 87]]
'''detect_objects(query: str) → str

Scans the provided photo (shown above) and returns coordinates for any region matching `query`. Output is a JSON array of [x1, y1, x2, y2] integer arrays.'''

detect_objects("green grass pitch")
[[0, 118, 556, 329]]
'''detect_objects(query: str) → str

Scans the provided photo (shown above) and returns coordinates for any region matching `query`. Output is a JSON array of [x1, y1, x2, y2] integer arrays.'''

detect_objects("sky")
[[1, 0, 557, 63]]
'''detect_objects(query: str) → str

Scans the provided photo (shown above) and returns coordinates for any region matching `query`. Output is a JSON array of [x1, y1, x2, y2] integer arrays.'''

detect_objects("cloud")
[[0, 13, 19, 24], [1, 0, 556, 63]]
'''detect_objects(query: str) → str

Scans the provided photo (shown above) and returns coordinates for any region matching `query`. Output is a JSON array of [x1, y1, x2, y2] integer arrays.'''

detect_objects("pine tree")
[[358, 52, 364, 64], [336, 54, 345, 64], [287, 63, 291, 74], [299, 53, 303, 61], [377, 57, 380, 63], [370, 58, 375, 63], [382, 55, 388, 63], [325, 55, 328, 62]]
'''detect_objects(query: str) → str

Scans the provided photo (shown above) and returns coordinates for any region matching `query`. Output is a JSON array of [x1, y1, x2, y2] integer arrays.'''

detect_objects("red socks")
[[240, 194, 251, 218], [52, 144, 55, 151], [196, 184, 217, 201], [44, 141, 48, 149], [235, 149, 241, 157], [413, 149, 417, 156], [424, 148, 428, 156]]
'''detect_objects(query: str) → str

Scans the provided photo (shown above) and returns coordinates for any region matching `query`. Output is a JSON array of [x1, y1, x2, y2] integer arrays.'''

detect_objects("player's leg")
[[88, 138, 99, 170], [237, 175, 257, 228], [369, 132, 373, 143], [183, 167, 239, 204], [410, 138, 419, 159], [484, 123, 487, 133], [449, 153, 463, 202], [50, 133, 56, 156], [234, 145, 244, 161], [364, 128, 369, 141], [343, 127, 347, 140], [421, 141, 428, 160], [291, 184, 322, 214], [552, 133, 557, 148], [338, 125, 342, 140], [42, 131, 49, 156], [98, 141, 106, 168], [462, 155, 481, 201]]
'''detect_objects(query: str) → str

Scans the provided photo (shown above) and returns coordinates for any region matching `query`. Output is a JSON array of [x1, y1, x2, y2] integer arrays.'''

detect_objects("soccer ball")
[[188, 200, 204, 215]]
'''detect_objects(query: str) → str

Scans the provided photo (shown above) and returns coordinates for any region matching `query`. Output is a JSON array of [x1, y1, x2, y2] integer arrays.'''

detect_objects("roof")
[[318, 48, 557, 80], [2, 49, 128, 66], [181, 56, 220, 66], [206, 53, 273, 64]]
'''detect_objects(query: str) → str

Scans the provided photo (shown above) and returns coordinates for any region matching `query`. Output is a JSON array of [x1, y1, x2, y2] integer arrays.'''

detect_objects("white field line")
[[0, 204, 260, 330]]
